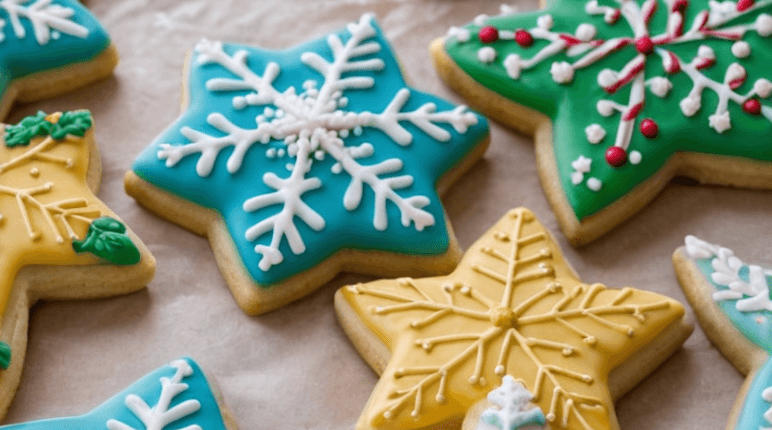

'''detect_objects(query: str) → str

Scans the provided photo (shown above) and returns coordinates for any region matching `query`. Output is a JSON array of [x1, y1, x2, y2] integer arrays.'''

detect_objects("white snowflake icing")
[[449, 0, 772, 183], [762, 386, 772, 430], [685, 235, 772, 312], [0, 0, 89, 45], [570, 155, 592, 185], [106, 360, 202, 430], [156, 14, 479, 271], [585, 123, 606, 143]]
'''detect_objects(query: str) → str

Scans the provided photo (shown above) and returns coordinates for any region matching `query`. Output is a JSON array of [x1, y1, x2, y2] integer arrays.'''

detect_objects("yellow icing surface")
[[0, 123, 110, 319], [340, 208, 685, 430]]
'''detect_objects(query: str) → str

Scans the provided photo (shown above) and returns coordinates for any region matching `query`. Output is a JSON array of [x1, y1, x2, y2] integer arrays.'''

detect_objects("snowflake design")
[[479, 375, 546, 430], [338, 208, 686, 430], [0, 0, 88, 45], [108, 360, 202, 430], [685, 235, 772, 312], [134, 14, 485, 280]]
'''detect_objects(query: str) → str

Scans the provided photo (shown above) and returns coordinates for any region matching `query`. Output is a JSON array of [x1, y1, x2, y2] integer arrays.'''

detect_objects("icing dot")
[[314, 150, 325, 160], [353, 126, 363, 136], [629, 150, 642, 165], [635, 36, 654, 55], [597, 100, 615, 117], [477, 46, 497, 63], [331, 163, 343, 174], [537, 14, 554, 30], [597, 69, 617, 88], [639, 118, 658, 138], [277, 148, 285, 157], [473, 14, 489, 26], [737, 0, 754, 11], [680, 96, 701, 117], [647, 77, 672, 98], [575, 23, 597, 42], [698, 44, 715, 60], [732, 41, 751, 58], [743, 98, 762, 115], [585, 124, 606, 144], [586, 177, 602, 191], [754, 79, 772, 98], [571, 171, 584, 185], [757, 14, 772, 37], [708, 111, 732, 133], [51, 31, 60, 40], [478, 26, 499, 43], [515, 29, 533, 47], [447, 26, 471, 42], [726, 63, 747, 90], [338, 97, 348, 108], [30, 167, 39, 177], [266, 148, 277, 158], [605, 146, 627, 167], [263, 107, 275, 117], [233, 96, 247, 110], [339, 129, 350, 138], [550, 61, 574, 84]]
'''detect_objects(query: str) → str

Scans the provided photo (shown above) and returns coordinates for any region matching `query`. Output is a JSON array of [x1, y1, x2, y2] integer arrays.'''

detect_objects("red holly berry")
[[605, 146, 628, 167], [479, 26, 499, 43], [515, 29, 533, 47], [743, 98, 762, 115], [635, 36, 655, 55], [640, 118, 659, 138], [737, 0, 754, 11]]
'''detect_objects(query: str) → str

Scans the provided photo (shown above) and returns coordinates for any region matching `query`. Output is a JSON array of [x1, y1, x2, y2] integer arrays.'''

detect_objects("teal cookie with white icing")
[[675, 236, 772, 429], [432, 0, 772, 245], [0, 358, 237, 430], [0, 0, 118, 120], [126, 14, 489, 315]]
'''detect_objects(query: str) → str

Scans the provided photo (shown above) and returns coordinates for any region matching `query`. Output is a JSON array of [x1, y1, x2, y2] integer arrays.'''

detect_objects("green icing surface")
[[0, 342, 10, 370], [445, 0, 772, 219]]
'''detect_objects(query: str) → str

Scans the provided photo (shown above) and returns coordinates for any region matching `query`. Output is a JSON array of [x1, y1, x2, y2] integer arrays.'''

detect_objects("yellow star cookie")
[[336, 208, 691, 430], [0, 111, 155, 419]]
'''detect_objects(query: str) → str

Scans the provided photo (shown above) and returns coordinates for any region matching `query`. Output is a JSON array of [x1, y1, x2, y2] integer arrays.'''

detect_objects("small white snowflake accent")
[[479, 46, 497, 63], [685, 235, 772, 312], [0, 0, 89, 45], [732, 40, 751, 58], [586, 177, 602, 191], [585, 123, 606, 143], [106, 360, 202, 430], [478, 375, 546, 430], [629, 149, 642, 164], [157, 15, 479, 271], [570, 155, 592, 184]]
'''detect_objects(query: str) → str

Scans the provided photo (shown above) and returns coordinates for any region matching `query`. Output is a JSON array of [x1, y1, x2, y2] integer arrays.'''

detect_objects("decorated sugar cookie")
[[432, 1, 772, 245], [0, 358, 237, 430], [0, 0, 118, 120], [0, 111, 155, 419], [335, 208, 692, 430], [127, 14, 489, 315], [674, 236, 772, 429]]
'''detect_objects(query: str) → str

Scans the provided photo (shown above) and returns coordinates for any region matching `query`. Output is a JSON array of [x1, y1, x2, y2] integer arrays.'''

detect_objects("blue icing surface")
[[735, 357, 772, 429], [0, 0, 111, 95], [695, 258, 772, 353], [132, 17, 489, 287], [0, 358, 229, 430]]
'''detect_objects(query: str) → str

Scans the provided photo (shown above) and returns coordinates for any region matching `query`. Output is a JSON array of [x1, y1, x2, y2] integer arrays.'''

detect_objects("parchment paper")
[[4, 0, 769, 429]]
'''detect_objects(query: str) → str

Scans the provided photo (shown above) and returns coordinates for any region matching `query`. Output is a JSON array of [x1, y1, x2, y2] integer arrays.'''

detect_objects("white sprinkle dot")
[[732, 41, 751, 58], [586, 177, 602, 192], [629, 150, 642, 165]]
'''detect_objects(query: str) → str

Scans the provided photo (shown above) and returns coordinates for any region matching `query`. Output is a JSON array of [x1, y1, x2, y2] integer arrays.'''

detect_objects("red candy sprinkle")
[[515, 29, 533, 47], [744, 98, 762, 115], [737, 0, 754, 11], [640, 118, 659, 138], [635, 36, 655, 55], [605, 146, 628, 167], [479, 26, 499, 43]]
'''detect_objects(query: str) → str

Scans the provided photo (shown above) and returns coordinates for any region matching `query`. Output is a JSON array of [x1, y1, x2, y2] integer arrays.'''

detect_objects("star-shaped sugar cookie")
[[127, 14, 489, 315], [0, 0, 118, 120], [0, 111, 155, 419], [0, 358, 237, 430], [432, 0, 772, 245], [336, 208, 692, 430], [675, 236, 772, 429]]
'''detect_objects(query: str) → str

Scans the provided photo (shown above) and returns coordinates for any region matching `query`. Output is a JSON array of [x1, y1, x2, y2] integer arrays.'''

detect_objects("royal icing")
[[443, 0, 772, 221], [339, 208, 686, 430], [682, 236, 772, 429], [0, 0, 112, 110], [0, 358, 231, 430], [0, 111, 141, 371], [478, 375, 546, 430], [131, 15, 488, 287]]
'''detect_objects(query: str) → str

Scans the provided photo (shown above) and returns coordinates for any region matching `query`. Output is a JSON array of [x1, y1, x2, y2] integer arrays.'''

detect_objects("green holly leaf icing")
[[0, 342, 11, 370], [4, 111, 53, 147], [72, 217, 140, 265], [50, 110, 93, 140]]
